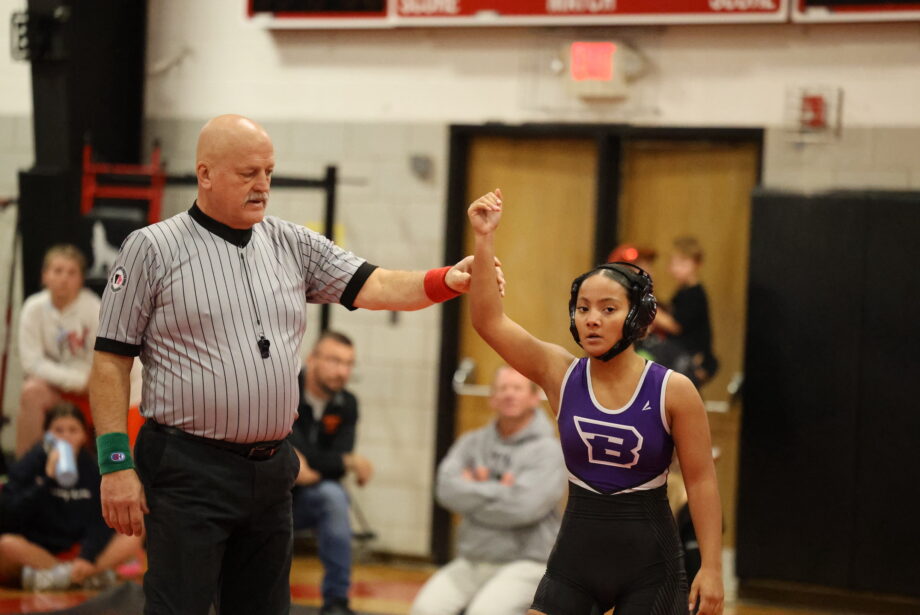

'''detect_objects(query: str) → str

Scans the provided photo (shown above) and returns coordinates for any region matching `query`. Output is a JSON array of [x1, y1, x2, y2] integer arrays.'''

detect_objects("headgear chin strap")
[[569, 262, 658, 362]]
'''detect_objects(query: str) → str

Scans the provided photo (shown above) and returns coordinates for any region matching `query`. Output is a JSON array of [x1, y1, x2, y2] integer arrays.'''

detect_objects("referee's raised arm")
[[89, 350, 148, 537], [353, 255, 505, 311]]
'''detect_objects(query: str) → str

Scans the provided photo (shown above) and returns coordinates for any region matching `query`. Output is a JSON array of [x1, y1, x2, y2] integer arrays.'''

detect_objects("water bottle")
[[44, 433, 79, 488]]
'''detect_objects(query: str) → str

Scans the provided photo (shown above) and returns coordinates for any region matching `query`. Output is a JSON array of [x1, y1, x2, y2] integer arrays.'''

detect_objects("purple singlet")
[[557, 359, 674, 495]]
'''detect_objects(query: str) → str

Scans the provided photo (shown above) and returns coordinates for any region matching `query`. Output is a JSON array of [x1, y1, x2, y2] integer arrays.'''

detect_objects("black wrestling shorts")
[[531, 483, 688, 615]]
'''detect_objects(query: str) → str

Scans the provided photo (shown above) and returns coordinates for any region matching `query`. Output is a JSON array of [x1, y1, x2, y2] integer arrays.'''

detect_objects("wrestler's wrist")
[[97, 432, 135, 475], [699, 562, 723, 574]]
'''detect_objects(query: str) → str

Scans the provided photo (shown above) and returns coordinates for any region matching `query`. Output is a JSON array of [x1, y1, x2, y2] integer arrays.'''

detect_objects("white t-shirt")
[[20, 289, 101, 392], [20, 288, 142, 405]]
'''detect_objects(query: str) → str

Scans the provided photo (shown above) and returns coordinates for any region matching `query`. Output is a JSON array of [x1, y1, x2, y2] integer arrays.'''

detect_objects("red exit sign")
[[569, 42, 616, 82]]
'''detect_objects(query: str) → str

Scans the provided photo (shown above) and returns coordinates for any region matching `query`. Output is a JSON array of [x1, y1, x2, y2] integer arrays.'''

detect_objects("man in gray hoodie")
[[411, 366, 566, 615]]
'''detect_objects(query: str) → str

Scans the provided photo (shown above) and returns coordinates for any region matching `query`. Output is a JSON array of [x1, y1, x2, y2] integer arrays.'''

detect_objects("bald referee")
[[88, 114, 502, 615]]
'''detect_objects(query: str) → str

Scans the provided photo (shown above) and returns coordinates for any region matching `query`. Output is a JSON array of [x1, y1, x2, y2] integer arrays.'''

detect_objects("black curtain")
[[18, 0, 147, 297], [737, 190, 920, 597]]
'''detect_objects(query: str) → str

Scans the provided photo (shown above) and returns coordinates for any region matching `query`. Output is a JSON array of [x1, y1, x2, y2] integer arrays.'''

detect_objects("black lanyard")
[[239, 248, 271, 359]]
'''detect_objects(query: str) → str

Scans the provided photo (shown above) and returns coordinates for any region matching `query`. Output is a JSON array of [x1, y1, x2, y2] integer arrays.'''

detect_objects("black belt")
[[146, 420, 284, 461]]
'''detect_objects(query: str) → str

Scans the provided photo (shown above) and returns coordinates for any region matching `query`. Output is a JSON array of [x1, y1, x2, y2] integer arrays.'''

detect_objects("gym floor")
[[0, 555, 876, 614]]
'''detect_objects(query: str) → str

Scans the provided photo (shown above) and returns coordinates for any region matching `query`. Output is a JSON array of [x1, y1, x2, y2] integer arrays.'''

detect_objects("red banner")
[[395, 0, 783, 17], [248, 0, 788, 27]]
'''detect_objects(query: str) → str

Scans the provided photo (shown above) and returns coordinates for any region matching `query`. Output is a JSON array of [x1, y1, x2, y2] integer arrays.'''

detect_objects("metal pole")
[[319, 165, 337, 334], [0, 199, 20, 430]]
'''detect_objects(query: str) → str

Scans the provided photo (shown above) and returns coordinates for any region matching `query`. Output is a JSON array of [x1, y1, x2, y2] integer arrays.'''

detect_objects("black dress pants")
[[135, 423, 299, 615]]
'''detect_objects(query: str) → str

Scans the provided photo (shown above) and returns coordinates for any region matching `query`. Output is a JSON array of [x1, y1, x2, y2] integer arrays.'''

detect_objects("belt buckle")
[[247, 445, 276, 460]]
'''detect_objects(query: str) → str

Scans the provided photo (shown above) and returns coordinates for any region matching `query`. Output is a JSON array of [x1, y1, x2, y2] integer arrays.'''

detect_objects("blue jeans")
[[292, 480, 352, 601]]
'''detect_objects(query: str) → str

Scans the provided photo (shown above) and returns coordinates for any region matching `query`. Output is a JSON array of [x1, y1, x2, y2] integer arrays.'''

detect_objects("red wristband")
[[424, 267, 462, 303]]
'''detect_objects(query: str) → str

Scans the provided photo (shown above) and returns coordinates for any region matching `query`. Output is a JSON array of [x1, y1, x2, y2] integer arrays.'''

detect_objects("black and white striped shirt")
[[95, 204, 375, 443]]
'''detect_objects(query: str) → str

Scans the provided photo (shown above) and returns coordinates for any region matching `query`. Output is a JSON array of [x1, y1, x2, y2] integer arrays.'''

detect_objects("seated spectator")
[[16, 245, 142, 458], [0, 403, 143, 590], [410, 366, 566, 615], [289, 331, 373, 615]]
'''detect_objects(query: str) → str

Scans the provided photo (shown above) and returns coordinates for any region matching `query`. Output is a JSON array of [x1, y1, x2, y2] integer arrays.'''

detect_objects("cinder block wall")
[[763, 126, 920, 192]]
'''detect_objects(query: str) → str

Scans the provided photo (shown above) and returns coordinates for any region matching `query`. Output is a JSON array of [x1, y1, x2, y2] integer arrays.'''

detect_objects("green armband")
[[97, 432, 135, 475]]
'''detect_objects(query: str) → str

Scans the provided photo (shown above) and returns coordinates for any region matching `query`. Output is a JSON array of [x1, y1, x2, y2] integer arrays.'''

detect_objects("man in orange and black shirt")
[[289, 331, 372, 615]]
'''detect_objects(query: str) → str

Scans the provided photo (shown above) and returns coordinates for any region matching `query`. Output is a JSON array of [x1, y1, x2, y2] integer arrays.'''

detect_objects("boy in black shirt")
[[653, 237, 718, 387]]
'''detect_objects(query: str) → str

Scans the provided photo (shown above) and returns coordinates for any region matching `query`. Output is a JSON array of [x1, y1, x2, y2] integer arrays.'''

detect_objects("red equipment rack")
[[81, 144, 165, 225]]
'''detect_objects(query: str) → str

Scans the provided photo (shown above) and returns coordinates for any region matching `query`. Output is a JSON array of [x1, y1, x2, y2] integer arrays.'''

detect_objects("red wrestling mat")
[[0, 583, 386, 614], [289, 579, 421, 603]]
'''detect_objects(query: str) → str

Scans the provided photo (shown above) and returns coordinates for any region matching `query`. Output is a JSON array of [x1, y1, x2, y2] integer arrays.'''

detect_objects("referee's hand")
[[100, 469, 149, 537], [446, 255, 506, 298]]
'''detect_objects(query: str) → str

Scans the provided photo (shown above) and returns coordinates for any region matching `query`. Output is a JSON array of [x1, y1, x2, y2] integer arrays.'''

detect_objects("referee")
[[88, 114, 499, 615]]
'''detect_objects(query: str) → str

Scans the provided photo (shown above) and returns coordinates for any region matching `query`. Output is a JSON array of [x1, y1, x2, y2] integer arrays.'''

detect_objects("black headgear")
[[569, 262, 657, 362]]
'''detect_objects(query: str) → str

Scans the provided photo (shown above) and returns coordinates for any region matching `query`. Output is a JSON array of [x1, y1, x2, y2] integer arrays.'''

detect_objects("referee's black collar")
[[189, 202, 253, 247]]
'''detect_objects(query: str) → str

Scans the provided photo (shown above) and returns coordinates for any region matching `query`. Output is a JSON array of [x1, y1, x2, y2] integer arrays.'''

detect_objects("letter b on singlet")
[[573, 417, 643, 468]]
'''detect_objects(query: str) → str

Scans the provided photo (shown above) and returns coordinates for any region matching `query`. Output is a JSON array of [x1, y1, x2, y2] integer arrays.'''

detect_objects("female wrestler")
[[467, 190, 723, 615]]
